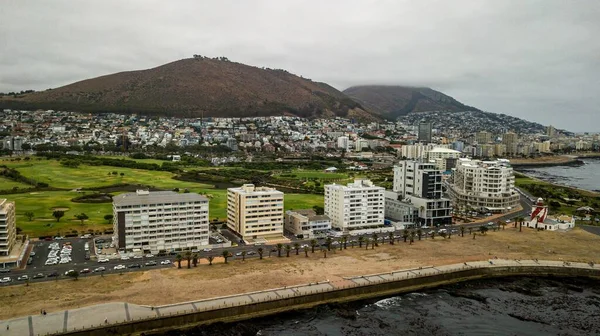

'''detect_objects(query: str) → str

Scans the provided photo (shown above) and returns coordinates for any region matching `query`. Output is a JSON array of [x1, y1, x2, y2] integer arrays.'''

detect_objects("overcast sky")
[[1, 0, 598, 131]]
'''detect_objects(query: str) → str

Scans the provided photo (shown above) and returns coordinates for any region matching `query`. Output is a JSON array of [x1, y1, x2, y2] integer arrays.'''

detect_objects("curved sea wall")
[[40, 260, 600, 336]]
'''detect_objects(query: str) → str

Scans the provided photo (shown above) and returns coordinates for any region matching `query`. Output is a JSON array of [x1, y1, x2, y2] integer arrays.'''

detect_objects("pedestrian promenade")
[[0, 259, 595, 336]]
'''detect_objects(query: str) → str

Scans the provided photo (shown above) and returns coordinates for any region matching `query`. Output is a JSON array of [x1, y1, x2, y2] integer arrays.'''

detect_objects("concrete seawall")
[[4, 260, 600, 336]]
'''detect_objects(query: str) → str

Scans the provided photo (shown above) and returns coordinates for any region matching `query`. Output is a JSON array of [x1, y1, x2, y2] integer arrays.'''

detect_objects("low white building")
[[284, 209, 331, 239], [525, 198, 575, 231]]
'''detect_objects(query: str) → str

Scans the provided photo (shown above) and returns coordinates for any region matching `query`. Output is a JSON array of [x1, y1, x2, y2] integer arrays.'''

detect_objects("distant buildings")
[[0, 199, 16, 257], [546, 125, 556, 138], [393, 161, 452, 226], [475, 131, 492, 144], [325, 179, 388, 235], [447, 158, 520, 213], [426, 147, 461, 171], [112, 190, 210, 253], [502, 132, 518, 155], [417, 122, 432, 143], [284, 209, 331, 239], [227, 184, 284, 243]]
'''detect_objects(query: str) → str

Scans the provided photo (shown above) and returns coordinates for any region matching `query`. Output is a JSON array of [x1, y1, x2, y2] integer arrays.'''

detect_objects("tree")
[[175, 254, 183, 268], [185, 251, 192, 269], [431, 231, 436, 240], [276, 243, 283, 257], [322, 247, 327, 258], [416, 229, 423, 241], [241, 251, 246, 261], [75, 213, 89, 224], [372, 233, 379, 247], [192, 253, 199, 267], [468, 227, 473, 235], [358, 236, 364, 248], [104, 214, 113, 223], [479, 226, 488, 235], [460, 226, 465, 237], [294, 243, 300, 255], [402, 229, 409, 242], [304, 246, 309, 257], [409, 231, 415, 245], [52, 210, 64, 222], [222, 250, 230, 263], [257, 248, 264, 260], [24, 211, 34, 221], [499, 221, 506, 230], [207, 256, 214, 265], [388, 232, 395, 245], [325, 237, 332, 251], [312, 205, 325, 215], [440, 231, 447, 239], [310, 239, 317, 253], [67, 270, 79, 281], [285, 245, 291, 257]]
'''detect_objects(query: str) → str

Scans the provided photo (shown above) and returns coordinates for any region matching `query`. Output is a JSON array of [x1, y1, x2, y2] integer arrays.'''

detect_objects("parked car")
[[202, 248, 212, 252], [160, 260, 171, 265], [47, 272, 59, 278], [0, 268, 11, 274], [0, 277, 11, 283], [17, 275, 28, 281], [132, 255, 143, 259], [80, 268, 91, 274], [93, 267, 106, 273], [235, 252, 243, 256], [128, 264, 141, 268], [247, 251, 256, 255], [33, 273, 45, 279], [98, 258, 109, 263], [120, 256, 130, 261], [64, 270, 76, 276], [145, 254, 154, 258], [114, 265, 126, 270], [145, 261, 157, 266], [30, 252, 36, 256]]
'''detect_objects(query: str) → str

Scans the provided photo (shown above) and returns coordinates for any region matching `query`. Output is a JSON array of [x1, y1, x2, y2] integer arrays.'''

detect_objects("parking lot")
[[28, 238, 93, 271]]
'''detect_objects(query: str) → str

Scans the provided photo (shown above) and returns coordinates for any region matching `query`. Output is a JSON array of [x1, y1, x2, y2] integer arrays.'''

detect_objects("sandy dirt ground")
[[510, 155, 576, 165], [2, 226, 600, 320]]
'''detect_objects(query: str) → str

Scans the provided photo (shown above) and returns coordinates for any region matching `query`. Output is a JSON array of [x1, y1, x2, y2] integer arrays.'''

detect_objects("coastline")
[[515, 167, 600, 196]]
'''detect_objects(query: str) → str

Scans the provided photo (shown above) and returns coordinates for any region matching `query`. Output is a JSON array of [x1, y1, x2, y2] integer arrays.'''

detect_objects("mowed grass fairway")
[[0, 159, 324, 236], [0, 176, 31, 190], [275, 169, 348, 180]]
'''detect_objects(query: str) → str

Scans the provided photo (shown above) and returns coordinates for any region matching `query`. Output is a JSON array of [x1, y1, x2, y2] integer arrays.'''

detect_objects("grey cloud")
[[0, 0, 599, 131]]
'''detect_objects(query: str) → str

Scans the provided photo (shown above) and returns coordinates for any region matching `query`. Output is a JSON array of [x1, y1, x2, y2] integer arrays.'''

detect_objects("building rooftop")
[[228, 184, 283, 195], [113, 191, 208, 206], [428, 147, 460, 153]]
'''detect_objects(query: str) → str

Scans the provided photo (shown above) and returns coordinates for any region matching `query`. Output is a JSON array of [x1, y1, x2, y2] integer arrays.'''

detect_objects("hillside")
[[0, 57, 378, 121], [343, 85, 480, 119]]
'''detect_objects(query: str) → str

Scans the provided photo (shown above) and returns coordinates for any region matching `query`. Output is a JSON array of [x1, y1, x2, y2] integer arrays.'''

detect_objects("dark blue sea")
[[519, 158, 600, 192]]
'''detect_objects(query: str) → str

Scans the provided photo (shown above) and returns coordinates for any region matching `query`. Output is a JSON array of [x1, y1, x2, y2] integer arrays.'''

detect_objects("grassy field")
[[0, 176, 31, 190], [275, 170, 349, 180], [96, 155, 171, 166]]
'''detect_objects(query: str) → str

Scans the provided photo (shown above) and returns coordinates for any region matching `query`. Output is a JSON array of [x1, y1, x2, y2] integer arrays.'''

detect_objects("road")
[[0, 195, 534, 287]]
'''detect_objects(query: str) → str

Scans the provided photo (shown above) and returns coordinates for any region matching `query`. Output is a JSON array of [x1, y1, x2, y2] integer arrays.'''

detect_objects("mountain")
[[0, 57, 378, 120], [342, 85, 480, 119]]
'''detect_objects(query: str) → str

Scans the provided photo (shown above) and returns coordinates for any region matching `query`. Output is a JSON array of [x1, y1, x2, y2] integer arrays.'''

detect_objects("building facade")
[[418, 122, 432, 143], [447, 158, 520, 213], [112, 190, 209, 253], [393, 160, 452, 226], [0, 199, 16, 257], [475, 131, 492, 144], [227, 184, 284, 243], [384, 191, 418, 227], [324, 179, 387, 235], [284, 209, 331, 239], [426, 147, 461, 171]]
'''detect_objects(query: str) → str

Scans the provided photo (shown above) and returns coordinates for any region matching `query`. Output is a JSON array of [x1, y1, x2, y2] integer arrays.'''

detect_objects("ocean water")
[[519, 158, 600, 191], [158, 277, 600, 336]]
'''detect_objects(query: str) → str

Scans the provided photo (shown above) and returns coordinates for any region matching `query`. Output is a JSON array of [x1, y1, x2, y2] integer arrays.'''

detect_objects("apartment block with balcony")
[[112, 190, 210, 253], [284, 209, 331, 239], [0, 199, 16, 257], [324, 179, 389, 235], [447, 158, 520, 213], [227, 184, 284, 243]]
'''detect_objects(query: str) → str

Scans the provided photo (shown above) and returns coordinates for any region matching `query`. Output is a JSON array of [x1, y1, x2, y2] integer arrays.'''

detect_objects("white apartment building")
[[337, 136, 350, 151], [325, 179, 388, 235], [284, 209, 331, 239], [426, 147, 461, 171], [393, 161, 452, 226], [447, 158, 520, 213], [401, 143, 451, 160], [227, 184, 284, 243], [112, 190, 209, 253], [0, 199, 16, 257]]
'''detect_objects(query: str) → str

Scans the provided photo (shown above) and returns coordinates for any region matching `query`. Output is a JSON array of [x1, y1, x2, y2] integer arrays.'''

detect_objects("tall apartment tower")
[[475, 131, 492, 144], [547, 125, 556, 138], [324, 179, 385, 234], [417, 122, 432, 143], [227, 184, 284, 242], [0, 199, 16, 257], [502, 132, 518, 155], [393, 161, 452, 226], [112, 190, 210, 253]]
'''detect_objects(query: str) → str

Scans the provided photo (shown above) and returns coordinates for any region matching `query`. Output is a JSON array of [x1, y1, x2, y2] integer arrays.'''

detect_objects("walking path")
[[0, 259, 596, 336]]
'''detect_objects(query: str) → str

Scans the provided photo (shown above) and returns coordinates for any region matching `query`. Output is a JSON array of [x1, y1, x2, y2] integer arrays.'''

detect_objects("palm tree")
[[342, 236, 348, 249], [222, 250, 230, 263], [326, 237, 333, 251], [440, 231, 447, 239], [321, 247, 327, 258], [388, 232, 395, 245], [304, 246, 309, 257], [294, 243, 300, 255], [365, 238, 369, 250], [479, 225, 488, 235], [310, 239, 318, 253], [184, 251, 192, 269], [358, 236, 364, 248], [276, 243, 283, 257], [431, 231, 436, 240], [416, 229, 423, 241], [468, 227, 473, 235], [285, 244, 291, 257], [257, 248, 264, 260], [192, 253, 199, 267], [241, 251, 247, 261], [460, 226, 465, 237], [207, 256, 214, 265], [409, 231, 416, 244], [372, 233, 379, 247], [371, 238, 375, 249], [175, 254, 183, 269], [402, 229, 409, 242]]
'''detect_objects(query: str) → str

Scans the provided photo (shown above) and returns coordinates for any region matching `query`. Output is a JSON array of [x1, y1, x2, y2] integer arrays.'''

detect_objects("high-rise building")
[[112, 190, 210, 253], [337, 136, 349, 151], [227, 184, 284, 243], [547, 125, 556, 138], [417, 122, 432, 143], [447, 158, 520, 213], [393, 161, 452, 226], [502, 132, 518, 155], [426, 147, 461, 171], [475, 131, 492, 144], [324, 179, 387, 234], [0, 199, 16, 257]]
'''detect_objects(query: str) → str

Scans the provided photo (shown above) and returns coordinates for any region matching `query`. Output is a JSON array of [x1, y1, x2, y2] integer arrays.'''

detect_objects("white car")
[[133, 255, 143, 259], [120, 256, 130, 261], [145, 254, 154, 258], [202, 248, 212, 252], [98, 258, 109, 263], [235, 252, 243, 256], [64, 270, 75, 276], [114, 265, 126, 270], [160, 260, 171, 265], [0, 277, 11, 283]]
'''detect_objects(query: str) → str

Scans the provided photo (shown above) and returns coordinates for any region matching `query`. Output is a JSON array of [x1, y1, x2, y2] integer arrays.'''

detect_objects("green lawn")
[[0, 177, 31, 191], [284, 193, 324, 212], [97, 155, 171, 166], [276, 169, 348, 180]]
